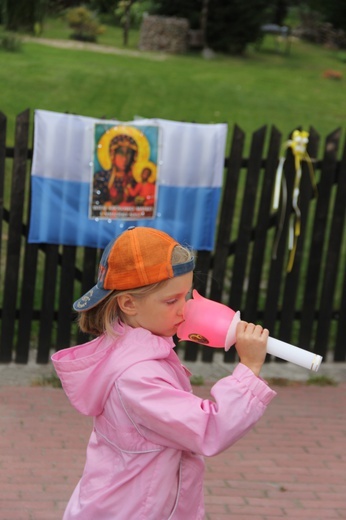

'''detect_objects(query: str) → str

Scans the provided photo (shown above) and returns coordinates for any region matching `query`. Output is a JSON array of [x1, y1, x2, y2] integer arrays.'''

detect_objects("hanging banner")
[[28, 110, 227, 250]]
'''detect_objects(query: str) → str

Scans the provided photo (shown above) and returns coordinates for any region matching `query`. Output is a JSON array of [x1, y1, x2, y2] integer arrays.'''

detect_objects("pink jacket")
[[52, 321, 276, 520]]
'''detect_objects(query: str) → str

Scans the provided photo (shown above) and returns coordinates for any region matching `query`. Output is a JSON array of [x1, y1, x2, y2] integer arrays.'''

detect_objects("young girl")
[[52, 226, 276, 520]]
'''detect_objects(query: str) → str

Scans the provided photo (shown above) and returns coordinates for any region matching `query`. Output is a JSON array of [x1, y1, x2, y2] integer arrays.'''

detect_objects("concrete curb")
[[0, 351, 345, 387]]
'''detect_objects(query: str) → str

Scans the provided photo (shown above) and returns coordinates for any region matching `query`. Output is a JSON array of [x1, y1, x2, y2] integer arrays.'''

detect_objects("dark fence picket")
[[0, 110, 30, 362], [79, 247, 99, 295], [57, 245, 77, 350], [75, 246, 98, 346], [244, 126, 281, 322], [334, 140, 346, 361], [299, 130, 337, 348], [224, 126, 267, 363], [16, 243, 39, 363], [1, 112, 346, 365], [36, 244, 59, 363], [278, 128, 320, 348], [187, 124, 246, 363], [16, 124, 36, 364], [210, 124, 245, 304], [0, 112, 6, 280], [209, 125, 245, 363], [335, 267, 346, 361], [184, 249, 212, 362], [270, 144, 298, 357], [263, 143, 295, 340], [228, 126, 267, 313], [315, 129, 346, 358]]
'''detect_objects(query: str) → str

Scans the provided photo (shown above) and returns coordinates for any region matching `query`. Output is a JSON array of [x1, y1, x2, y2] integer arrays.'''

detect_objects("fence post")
[[0, 112, 7, 284], [210, 124, 245, 304], [227, 126, 267, 314], [0, 109, 30, 362], [334, 135, 346, 361], [75, 247, 99, 346], [335, 267, 346, 361], [244, 125, 281, 321], [299, 129, 339, 352], [315, 128, 345, 358], [208, 125, 245, 363], [56, 245, 77, 350], [263, 133, 296, 339], [278, 127, 320, 347], [36, 244, 59, 363]]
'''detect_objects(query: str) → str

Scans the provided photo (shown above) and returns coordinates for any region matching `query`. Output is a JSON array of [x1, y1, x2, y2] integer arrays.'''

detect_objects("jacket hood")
[[51, 321, 175, 416]]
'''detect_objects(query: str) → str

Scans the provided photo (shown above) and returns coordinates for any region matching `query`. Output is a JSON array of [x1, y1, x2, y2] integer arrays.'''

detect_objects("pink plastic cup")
[[177, 290, 240, 351]]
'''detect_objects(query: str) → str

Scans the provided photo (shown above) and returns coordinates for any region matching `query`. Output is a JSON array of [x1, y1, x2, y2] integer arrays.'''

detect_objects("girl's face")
[[127, 272, 193, 337]]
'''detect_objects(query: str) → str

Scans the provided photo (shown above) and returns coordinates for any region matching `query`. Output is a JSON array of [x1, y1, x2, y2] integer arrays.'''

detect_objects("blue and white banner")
[[29, 110, 227, 250]]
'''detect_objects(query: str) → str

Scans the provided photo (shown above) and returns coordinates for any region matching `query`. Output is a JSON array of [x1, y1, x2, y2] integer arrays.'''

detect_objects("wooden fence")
[[1, 109, 346, 365]]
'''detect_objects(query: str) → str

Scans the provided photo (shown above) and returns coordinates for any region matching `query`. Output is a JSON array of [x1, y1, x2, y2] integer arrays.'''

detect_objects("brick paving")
[[0, 365, 346, 520]]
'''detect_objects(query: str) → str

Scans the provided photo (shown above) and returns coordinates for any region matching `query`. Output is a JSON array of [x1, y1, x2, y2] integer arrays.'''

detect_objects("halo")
[[96, 125, 151, 171], [132, 160, 157, 184]]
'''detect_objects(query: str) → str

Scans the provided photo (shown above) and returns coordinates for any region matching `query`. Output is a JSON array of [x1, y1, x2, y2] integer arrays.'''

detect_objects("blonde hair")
[[78, 245, 193, 337]]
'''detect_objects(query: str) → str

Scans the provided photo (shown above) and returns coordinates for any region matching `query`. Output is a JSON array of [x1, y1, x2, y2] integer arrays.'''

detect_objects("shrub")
[[65, 6, 105, 42], [0, 32, 22, 52]]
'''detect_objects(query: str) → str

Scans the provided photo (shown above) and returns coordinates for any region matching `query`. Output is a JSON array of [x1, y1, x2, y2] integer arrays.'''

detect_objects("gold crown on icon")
[[109, 134, 138, 152]]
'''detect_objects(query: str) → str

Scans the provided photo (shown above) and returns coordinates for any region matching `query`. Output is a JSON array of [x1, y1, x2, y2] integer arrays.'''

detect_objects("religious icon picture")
[[90, 123, 160, 220]]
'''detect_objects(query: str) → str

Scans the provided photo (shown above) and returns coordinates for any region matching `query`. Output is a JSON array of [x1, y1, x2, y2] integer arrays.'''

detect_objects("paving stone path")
[[0, 356, 345, 519]]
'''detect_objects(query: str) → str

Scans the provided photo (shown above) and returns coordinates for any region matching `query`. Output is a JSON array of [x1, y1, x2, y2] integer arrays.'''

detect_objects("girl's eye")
[[166, 299, 177, 305]]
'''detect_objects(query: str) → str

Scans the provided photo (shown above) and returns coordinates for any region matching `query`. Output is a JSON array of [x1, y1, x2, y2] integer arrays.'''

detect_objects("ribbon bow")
[[272, 130, 317, 272]]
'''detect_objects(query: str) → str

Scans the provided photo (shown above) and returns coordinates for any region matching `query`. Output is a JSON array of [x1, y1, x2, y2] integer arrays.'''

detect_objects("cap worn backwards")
[[73, 227, 194, 312]]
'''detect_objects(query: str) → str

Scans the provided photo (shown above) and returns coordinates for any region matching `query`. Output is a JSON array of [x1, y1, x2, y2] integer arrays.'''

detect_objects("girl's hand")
[[235, 321, 269, 377]]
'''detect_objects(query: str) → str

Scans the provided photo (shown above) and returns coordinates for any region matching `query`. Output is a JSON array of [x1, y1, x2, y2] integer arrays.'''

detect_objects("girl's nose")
[[178, 301, 186, 317]]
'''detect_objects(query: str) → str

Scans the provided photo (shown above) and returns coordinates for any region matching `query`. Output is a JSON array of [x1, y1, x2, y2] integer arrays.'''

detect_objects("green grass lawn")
[[1, 17, 345, 150]]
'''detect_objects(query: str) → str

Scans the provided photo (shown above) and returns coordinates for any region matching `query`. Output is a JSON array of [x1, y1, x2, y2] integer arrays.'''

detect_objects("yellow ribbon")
[[272, 130, 317, 272]]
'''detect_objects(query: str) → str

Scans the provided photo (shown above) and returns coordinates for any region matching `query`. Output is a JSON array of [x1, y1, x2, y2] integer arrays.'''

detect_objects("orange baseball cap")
[[73, 227, 194, 311]]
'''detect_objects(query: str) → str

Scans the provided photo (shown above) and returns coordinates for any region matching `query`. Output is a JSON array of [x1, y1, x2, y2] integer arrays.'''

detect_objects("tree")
[[207, 0, 270, 54], [269, 0, 289, 26], [311, 0, 346, 32], [115, 0, 154, 46], [153, 0, 203, 29], [153, 0, 272, 54], [2, 0, 47, 32], [115, 0, 136, 45], [89, 0, 119, 15]]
